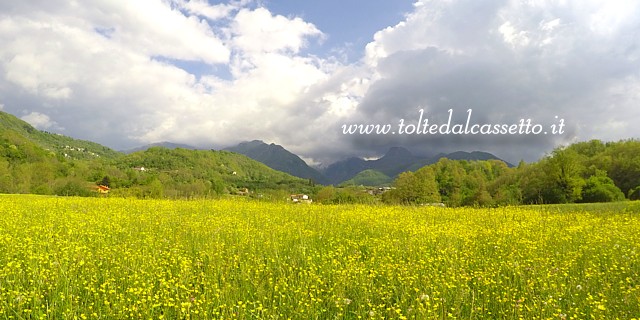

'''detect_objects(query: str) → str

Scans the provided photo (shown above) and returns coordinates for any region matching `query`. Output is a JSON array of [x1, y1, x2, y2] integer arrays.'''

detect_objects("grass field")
[[0, 195, 638, 319]]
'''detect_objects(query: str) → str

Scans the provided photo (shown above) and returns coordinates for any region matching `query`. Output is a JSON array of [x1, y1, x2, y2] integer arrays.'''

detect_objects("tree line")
[[1, 128, 638, 206], [372, 139, 639, 206]]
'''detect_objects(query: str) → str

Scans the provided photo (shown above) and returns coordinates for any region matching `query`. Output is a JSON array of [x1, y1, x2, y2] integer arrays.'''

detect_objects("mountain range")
[[2, 109, 637, 205], [322, 147, 508, 185], [127, 139, 510, 186], [224, 140, 329, 184], [0, 110, 313, 197], [0, 107, 510, 187], [221, 140, 510, 185]]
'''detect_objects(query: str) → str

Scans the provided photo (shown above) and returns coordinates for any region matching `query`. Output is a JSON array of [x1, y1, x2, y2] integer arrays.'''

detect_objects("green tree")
[[54, 177, 93, 197], [0, 159, 13, 193], [544, 148, 585, 203], [315, 186, 336, 203], [605, 140, 640, 196], [433, 159, 464, 206], [518, 162, 548, 204], [628, 186, 640, 200], [488, 164, 521, 205], [413, 166, 441, 204], [210, 176, 226, 195], [387, 171, 419, 204], [461, 169, 493, 207], [580, 170, 625, 203], [384, 168, 440, 205], [146, 179, 164, 198]]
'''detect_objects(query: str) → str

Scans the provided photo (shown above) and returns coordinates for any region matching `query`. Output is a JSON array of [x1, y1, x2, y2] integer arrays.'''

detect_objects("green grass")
[[537, 201, 640, 214], [0, 195, 638, 319]]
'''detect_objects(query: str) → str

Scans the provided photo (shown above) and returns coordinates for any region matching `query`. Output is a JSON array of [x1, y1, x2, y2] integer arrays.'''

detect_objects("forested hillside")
[[225, 140, 328, 184], [378, 139, 640, 206], [0, 112, 120, 160], [108, 147, 315, 198], [0, 112, 315, 198]]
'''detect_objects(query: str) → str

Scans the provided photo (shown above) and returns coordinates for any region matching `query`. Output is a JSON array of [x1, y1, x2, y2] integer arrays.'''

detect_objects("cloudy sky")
[[1, 0, 638, 166]]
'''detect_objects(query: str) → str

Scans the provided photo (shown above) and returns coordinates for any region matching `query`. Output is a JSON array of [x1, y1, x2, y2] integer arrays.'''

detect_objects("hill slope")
[[0, 111, 121, 160], [0, 111, 314, 197], [324, 147, 511, 185], [122, 141, 199, 154], [225, 140, 328, 184], [339, 169, 392, 187], [112, 147, 315, 197]]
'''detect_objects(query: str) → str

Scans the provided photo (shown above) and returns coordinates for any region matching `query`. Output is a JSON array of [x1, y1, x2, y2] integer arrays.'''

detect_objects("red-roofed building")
[[96, 185, 110, 194]]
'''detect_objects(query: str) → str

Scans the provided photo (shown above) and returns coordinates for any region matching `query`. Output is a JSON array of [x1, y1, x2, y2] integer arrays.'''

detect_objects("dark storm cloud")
[[325, 0, 640, 164]]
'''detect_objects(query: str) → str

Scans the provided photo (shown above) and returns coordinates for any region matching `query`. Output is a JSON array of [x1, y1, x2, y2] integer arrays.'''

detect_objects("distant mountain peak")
[[323, 146, 510, 185], [381, 146, 413, 159], [238, 140, 266, 146], [123, 141, 198, 154], [224, 140, 328, 184]]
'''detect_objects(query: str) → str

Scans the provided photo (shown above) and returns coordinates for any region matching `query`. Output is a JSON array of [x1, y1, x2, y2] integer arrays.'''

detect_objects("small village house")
[[96, 185, 110, 194], [290, 194, 312, 204]]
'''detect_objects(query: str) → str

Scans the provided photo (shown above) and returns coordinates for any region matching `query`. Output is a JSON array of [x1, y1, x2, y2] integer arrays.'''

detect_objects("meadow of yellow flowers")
[[0, 194, 638, 319]]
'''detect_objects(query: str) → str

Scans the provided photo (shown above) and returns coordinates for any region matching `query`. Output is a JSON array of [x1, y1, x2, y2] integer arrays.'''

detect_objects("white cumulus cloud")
[[0, 0, 638, 166], [21, 112, 61, 130]]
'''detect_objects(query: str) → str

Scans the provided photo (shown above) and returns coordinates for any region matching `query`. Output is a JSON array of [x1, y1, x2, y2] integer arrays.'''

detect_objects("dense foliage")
[[0, 140, 313, 201], [380, 139, 640, 206], [0, 111, 315, 198], [0, 112, 120, 160]]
